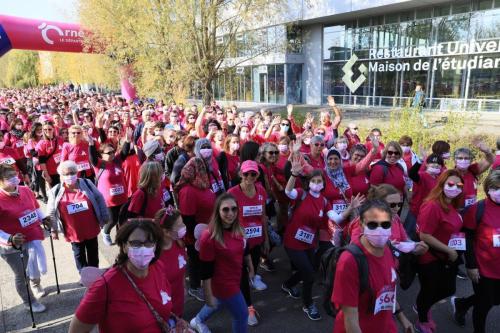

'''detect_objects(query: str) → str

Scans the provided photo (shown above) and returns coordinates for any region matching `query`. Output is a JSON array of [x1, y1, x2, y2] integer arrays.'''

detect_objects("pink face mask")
[[456, 159, 471, 170], [488, 189, 500, 204], [363, 226, 391, 248], [128, 246, 155, 269], [444, 184, 462, 199]]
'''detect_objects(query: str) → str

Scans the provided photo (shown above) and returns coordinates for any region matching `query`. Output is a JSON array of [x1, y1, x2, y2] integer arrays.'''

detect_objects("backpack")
[[117, 188, 148, 225], [474, 199, 486, 224], [320, 243, 370, 317]]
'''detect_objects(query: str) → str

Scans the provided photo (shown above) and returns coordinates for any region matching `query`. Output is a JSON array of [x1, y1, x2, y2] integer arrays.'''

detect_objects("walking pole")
[[44, 223, 60, 294], [19, 246, 36, 328]]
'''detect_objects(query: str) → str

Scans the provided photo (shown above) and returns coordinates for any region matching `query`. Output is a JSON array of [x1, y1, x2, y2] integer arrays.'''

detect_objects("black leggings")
[[241, 245, 262, 306], [416, 260, 458, 322], [186, 244, 201, 289], [284, 247, 315, 307], [103, 204, 123, 234], [35, 170, 48, 200]]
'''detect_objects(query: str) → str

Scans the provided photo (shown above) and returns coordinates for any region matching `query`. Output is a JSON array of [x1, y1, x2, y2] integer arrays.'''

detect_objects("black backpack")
[[117, 188, 148, 225], [320, 243, 370, 317]]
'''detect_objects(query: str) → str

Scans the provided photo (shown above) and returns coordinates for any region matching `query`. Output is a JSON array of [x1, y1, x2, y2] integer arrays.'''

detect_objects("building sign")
[[342, 38, 500, 92]]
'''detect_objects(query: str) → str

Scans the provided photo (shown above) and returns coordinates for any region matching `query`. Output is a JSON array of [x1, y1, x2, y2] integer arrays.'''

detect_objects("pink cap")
[[39, 115, 53, 123], [240, 160, 259, 174]]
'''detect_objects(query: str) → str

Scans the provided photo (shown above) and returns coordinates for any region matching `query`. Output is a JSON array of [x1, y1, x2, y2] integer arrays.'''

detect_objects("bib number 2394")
[[295, 228, 314, 244]]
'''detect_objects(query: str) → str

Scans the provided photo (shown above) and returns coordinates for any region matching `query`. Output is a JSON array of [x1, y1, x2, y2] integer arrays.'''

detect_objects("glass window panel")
[[496, 0, 500, 8], [416, 8, 433, 19], [403, 19, 433, 47], [322, 62, 345, 97], [432, 56, 466, 99], [323, 26, 349, 60], [358, 17, 371, 27], [287, 25, 303, 54], [436, 14, 471, 43], [374, 62, 399, 97], [400, 11, 414, 22], [435, 4, 451, 17], [372, 16, 384, 26], [477, 0, 493, 10], [276, 64, 285, 104], [470, 9, 500, 39], [452, 1, 470, 14], [286, 64, 302, 104], [244, 67, 252, 102], [385, 13, 399, 24], [372, 24, 399, 49], [467, 55, 500, 99], [268, 65, 276, 104], [399, 58, 431, 97]]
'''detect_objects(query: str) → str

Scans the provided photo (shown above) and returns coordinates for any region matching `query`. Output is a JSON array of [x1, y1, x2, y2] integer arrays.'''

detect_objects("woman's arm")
[[68, 317, 95, 333], [420, 232, 458, 262], [342, 306, 362, 333]]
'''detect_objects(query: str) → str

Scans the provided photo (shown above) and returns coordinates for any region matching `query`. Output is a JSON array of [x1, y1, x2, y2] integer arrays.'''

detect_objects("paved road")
[[1, 226, 499, 333]]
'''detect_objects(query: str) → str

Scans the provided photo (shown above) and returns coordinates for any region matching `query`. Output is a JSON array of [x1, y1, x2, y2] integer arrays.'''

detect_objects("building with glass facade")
[[205, 0, 500, 111]]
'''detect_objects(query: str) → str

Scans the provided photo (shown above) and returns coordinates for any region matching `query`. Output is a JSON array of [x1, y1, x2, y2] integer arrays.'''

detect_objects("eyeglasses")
[[386, 150, 400, 156], [221, 206, 238, 213], [242, 171, 258, 178], [314, 143, 325, 147], [217, 113, 224, 116], [127, 240, 156, 248], [70, 132, 82, 135], [388, 202, 403, 209], [43, 128, 53, 131], [108, 130, 118, 134], [351, 127, 359, 130], [266, 151, 279, 155], [366, 221, 392, 230], [447, 181, 464, 188]]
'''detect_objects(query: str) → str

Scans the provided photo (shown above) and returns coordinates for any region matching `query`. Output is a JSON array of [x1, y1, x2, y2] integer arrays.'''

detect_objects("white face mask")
[[6, 176, 20, 187], [402, 146, 411, 154], [155, 152, 165, 161], [337, 143, 348, 151], [309, 182, 324, 193], [240, 132, 248, 140], [230, 142, 240, 151], [200, 148, 212, 159], [278, 144, 288, 153], [488, 189, 500, 204], [427, 166, 441, 175], [303, 138, 311, 145], [63, 174, 78, 186]]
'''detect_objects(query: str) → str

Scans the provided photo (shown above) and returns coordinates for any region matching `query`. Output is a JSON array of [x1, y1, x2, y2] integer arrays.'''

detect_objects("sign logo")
[[38, 23, 64, 45], [342, 54, 367, 93]]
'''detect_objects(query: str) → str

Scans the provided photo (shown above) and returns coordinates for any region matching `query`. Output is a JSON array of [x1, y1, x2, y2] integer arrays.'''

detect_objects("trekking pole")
[[19, 246, 36, 328], [44, 223, 60, 294]]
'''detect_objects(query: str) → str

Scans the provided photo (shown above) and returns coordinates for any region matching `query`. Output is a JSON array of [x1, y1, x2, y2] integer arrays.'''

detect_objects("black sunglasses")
[[366, 221, 392, 230], [242, 171, 258, 177], [314, 143, 325, 147], [267, 151, 279, 155], [103, 150, 115, 155], [389, 202, 403, 208], [221, 206, 238, 213], [386, 150, 401, 156]]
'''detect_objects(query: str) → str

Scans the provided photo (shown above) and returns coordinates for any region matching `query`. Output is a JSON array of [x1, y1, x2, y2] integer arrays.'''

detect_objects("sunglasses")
[[352, 127, 359, 130], [316, 132, 325, 136], [103, 150, 115, 155], [267, 151, 279, 155], [447, 181, 464, 188], [280, 123, 289, 126], [386, 150, 400, 156], [366, 221, 392, 230], [221, 206, 238, 213], [128, 240, 156, 248], [70, 132, 82, 135], [242, 171, 258, 178], [314, 143, 325, 147], [389, 202, 403, 208], [455, 157, 470, 161], [43, 128, 53, 131]]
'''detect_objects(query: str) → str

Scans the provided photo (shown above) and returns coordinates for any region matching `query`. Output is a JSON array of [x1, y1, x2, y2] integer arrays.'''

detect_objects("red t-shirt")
[[0, 147, 20, 175], [0, 186, 44, 242], [158, 242, 187, 316], [61, 141, 94, 177], [463, 199, 500, 279], [458, 164, 480, 208], [409, 171, 439, 216], [332, 238, 398, 333], [93, 160, 128, 207], [365, 141, 384, 160], [58, 189, 101, 243], [36, 138, 64, 175], [322, 169, 353, 241], [305, 153, 325, 170], [228, 184, 267, 248], [369, 163, 406, 194], [178, 184, 216, 244], [128, 188, 164, 219], [4, 133, 25, 158], [346, 215, 408, 244], [493, 153, 500, 170], [349, 173, 371, 196], [75, 262, 172, 333], [284, 189, 329, 251], [198, 228, 245, 299], [122, 154, 141, 197], [226, 153, 240, 182], [417, 200, 463, 264]]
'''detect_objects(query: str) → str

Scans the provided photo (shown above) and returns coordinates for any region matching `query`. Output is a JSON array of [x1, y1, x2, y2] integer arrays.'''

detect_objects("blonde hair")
[[138, 161, 162, 196]]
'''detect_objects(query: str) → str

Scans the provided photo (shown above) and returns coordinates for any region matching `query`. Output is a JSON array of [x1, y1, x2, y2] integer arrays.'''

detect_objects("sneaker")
[[412, 305, 436, 331], [281, 283, 301, 299], [190, 316, 211, 333], [188, 287, 205, 302], [415, 321, 433, 333], [101, 231, 112, 246], [251, 274, 267, 291], [302, 303, 321, 321], [457, 267, 468, 280], [248, 305, 259, 326], [24, 301, 46, 313], [31, 283, 47, 299], [259, 258, 275, 272], [450, 296, 466, 327]]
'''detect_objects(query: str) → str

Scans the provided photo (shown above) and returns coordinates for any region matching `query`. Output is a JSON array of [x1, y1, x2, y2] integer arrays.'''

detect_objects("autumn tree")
[[0, 50, 40, 88]]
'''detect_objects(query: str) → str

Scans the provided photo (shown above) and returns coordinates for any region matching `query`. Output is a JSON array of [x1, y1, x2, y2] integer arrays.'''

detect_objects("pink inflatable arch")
[[0, 15, 136, 99]]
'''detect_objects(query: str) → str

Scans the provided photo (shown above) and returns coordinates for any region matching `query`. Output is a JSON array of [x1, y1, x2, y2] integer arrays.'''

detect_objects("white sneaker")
[[25, 301, 46, 313], [251, 274, 267, 291], [190, 317, 211, 333], [31, 284, 47, 299], [248, 306, 259, 326], [101, 230, 112, 246]]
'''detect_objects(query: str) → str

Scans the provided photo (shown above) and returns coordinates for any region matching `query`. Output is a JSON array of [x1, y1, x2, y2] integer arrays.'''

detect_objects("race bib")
[[15, 141, 24, 148], [448, 232, 466, 251], [243, 205, 263, 217], [295, 228, 314, 244], [211, 181, 220, 193], [162, 189, 171, 202], [245, 226, 262, 239], [110, 185, 125, 196], [53, 153, 61, 163], [0, 157, 15, 165], [493, 229, 500, 248], [332, 201, 348, 215], [77, 162, 91, 171], [374, 285, 396, 315], [19, 210, 39, 228], [464, 196, 476, 207], [67, 201, 89, 215]]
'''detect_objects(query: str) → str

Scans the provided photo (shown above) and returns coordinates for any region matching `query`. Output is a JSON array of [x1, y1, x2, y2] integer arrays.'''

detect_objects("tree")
[[79, 0, 298, 103], [0, 50, 40, 88]]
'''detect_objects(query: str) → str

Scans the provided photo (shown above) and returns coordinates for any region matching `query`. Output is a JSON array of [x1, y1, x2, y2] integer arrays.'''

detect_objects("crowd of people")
[[0, 85, 499, 333]]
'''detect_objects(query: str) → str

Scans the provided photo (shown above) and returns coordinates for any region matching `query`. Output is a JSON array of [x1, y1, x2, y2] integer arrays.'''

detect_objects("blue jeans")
[[196, 291, 248, 333]]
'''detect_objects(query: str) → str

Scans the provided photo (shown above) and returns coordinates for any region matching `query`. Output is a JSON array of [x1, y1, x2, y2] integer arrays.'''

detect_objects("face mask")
[[230, 143, 240, 151], [402, 146, 411, 154], [456, 159, 471, 170], [240, 132, 248, 140], [427, 166, 441, 175], [63, 174, 77, 186], [64, 119, 72, 125], [442, 152, 451, 160], [488, 189, 500, 204], [443, 184, 462, 199], [303, 138, 311, 145], [200, 148, 212, 159], [309, 182, 324, 193], [154, 130, 163, 136], [337, 143, 348, 151], [280, 125, 289, 132], [278, 144, 288, 153], [174, 226, 187, 240], [15, 125, 23, 130], [0, 142, 4, 149], [363, 226, 391, 248], [6, 176, 20, 187], [127, 246, 155, 269], [155, 152, 165, 161]]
